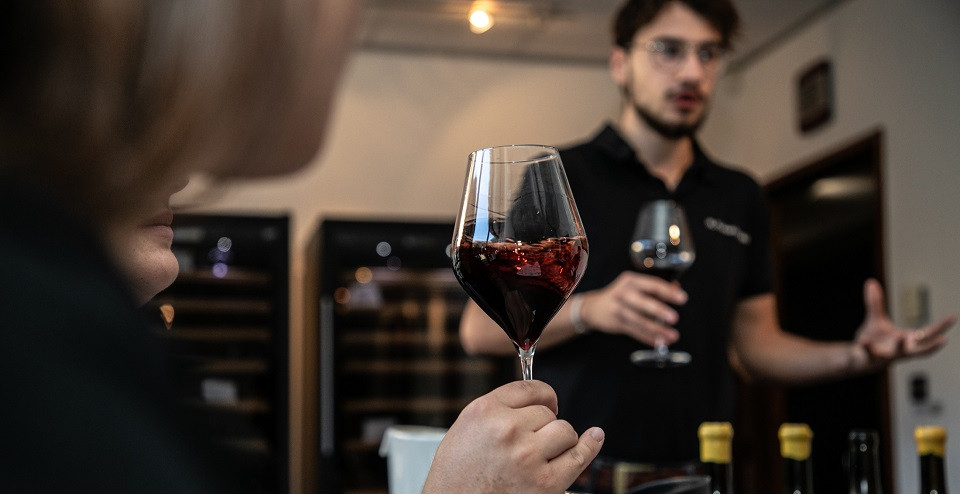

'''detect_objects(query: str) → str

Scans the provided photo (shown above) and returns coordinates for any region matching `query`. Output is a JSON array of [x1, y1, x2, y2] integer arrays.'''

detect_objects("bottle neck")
[[783, 458, 814, 494], [920, 454, 947, 494], [848, 440, 883, 493], [703, 460, 732, 494]]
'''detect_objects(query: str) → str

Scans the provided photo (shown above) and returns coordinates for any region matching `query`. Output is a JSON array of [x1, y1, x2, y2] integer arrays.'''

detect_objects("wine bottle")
[[848, 429, 884, 494], [915, 425, 947, 494], [699, 422, 734, 494], [779, 423, 814, 494]]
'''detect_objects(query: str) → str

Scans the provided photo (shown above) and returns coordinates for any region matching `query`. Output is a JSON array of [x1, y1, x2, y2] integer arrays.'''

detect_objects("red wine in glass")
[[629, 246, 693, 282], [452, 145, 588, 380], [454, 236, 588, 351], [629, 199, 695, 368]]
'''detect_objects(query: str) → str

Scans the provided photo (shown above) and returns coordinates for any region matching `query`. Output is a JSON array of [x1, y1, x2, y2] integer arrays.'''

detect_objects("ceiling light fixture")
[[469, 2, 494, 34]]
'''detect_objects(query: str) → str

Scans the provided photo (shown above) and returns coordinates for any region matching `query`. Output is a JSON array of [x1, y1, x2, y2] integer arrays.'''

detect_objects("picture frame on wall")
[[797, 59, 833, 133]]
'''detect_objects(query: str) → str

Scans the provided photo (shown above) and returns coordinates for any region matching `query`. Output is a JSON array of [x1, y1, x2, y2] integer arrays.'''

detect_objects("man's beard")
[[624, 83, 707, 140], [633, 101, 704, 140]]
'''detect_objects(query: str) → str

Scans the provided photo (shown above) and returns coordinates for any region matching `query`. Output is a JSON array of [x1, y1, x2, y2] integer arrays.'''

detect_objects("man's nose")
[[675, 50, 707, 80]]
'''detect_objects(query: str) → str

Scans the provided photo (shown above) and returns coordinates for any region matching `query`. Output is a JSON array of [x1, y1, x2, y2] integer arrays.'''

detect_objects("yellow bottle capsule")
[[779, 423, 814, 461], [915, 425, 947, 458], [698, 421, 734, 464]]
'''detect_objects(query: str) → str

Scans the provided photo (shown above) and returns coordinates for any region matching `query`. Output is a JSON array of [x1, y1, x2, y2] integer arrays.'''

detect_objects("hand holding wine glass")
[[422, 380, 604, 494], [628, 199, 695, 368], [452, 145, 588, 380]]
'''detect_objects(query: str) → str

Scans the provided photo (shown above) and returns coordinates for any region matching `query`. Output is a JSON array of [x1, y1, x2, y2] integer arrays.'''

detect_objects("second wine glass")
[[628, 199, 695, 368], [452, 145, 588, 380]]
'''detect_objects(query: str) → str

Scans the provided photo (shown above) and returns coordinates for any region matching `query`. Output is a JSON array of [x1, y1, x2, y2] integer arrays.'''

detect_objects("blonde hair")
[[0, 0, 341, 226]]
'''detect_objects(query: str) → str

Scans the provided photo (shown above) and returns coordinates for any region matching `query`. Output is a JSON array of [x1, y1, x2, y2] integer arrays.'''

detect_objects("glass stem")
[[653, 323, 670, 356], [517, 344, 537, 381]]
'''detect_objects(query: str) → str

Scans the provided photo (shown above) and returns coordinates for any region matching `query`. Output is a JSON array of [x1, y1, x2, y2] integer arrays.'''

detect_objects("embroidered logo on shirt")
[[704, 217, 751, 245]]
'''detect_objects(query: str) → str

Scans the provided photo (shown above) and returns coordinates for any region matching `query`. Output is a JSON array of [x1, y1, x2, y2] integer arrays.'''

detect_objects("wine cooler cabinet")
[[308, 219, 513, 494]]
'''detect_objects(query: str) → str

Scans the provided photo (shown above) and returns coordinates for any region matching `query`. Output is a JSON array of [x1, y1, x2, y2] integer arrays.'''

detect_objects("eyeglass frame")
[[625, 37, 729, 75]]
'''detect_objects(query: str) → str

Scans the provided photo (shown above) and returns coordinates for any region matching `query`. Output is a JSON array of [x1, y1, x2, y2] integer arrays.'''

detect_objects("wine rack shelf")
[[342, 359, 496, 374], [158, 297, 273, 315], [159, 326, 273, 343]]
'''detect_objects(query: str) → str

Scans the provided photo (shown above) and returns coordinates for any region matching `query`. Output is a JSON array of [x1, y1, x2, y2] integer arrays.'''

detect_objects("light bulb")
[[469, 7, 493, 34]]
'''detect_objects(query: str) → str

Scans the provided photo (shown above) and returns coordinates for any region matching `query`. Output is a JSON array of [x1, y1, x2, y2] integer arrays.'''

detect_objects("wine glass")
[[628, 199, 695, 368], [452, 145, 588, 380]]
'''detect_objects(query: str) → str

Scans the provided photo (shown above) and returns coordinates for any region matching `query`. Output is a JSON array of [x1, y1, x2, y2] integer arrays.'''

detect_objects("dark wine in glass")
[[629, 199, 695, 368], [452, 145, 588, 380], [454, 237, 587, 351]]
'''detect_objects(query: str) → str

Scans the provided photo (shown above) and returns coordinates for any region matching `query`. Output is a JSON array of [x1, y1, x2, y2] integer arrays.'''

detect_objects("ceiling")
[[358, 0, 844, 68]]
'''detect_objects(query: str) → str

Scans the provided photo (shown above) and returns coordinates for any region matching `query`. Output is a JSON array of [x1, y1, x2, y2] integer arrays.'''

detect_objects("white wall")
[[187, 49, 620, 493], [700, 0, 960, 491]]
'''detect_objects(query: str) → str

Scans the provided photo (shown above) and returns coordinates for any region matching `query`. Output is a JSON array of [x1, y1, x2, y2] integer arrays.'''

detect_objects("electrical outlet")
[[899, 282, 930, 327]]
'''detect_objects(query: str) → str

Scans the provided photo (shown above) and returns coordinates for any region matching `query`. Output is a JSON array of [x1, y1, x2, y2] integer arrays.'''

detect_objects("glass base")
[[630, 347, 691, 368]]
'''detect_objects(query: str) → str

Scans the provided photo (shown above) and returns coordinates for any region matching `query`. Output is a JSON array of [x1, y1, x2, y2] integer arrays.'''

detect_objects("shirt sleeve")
[[740, 182, 775, 298]]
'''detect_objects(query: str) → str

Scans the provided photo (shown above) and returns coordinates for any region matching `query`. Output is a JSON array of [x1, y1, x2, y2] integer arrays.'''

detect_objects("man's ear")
[[609, 46, 628, 87]]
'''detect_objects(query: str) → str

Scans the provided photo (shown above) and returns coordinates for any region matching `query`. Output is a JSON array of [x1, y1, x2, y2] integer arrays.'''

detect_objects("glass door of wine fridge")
[[306, 219, 512, 494], [146, 213, 290, 494]]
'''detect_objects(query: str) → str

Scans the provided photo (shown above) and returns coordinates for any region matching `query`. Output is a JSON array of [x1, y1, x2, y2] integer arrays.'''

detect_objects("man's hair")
[[612, 0, 741, 49]]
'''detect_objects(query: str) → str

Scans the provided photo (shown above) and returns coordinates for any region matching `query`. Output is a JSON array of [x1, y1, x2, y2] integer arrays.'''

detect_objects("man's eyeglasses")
[[630, 38, 728, 75]]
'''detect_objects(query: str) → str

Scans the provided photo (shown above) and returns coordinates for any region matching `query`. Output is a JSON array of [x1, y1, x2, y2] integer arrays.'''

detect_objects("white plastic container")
[[379, 425, 447, 494]]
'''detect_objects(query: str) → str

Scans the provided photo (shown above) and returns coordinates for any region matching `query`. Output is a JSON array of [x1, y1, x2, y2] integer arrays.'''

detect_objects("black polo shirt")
[[536, 124, 773, 462]]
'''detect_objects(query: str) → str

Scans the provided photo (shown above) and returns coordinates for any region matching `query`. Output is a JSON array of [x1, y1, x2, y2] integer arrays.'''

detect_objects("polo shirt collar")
[[592, 123, 721, 185]]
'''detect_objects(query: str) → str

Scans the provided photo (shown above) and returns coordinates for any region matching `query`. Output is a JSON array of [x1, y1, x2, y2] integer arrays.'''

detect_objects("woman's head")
[[0, 0, 359, 229]]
